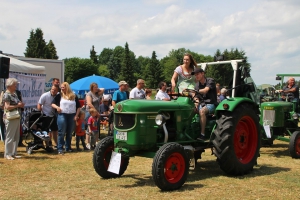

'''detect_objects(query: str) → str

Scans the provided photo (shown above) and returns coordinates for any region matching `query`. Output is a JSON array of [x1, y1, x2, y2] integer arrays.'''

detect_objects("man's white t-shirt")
[[129, 87, 145, 99], [38, 91, 56, 116], [155, 90, 170, 100]]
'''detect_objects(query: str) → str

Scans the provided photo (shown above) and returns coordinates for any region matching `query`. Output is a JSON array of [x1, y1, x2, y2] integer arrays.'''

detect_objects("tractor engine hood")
[[114, 97, 194, 113]]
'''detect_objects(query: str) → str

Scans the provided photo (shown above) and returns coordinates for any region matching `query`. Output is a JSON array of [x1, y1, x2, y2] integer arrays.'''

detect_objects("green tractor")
[[93, 59, 262, 191], [260, 74, 300, 158], [257, 84, 277, 103]]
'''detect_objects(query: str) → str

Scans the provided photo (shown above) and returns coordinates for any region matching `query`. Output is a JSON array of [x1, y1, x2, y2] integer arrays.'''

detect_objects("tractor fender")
[[215, 97, 259, 114]]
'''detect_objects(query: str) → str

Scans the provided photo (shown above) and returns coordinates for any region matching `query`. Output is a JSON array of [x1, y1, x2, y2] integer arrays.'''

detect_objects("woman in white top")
[[171, 53, 198, 93], [52, 82, 81, 155]]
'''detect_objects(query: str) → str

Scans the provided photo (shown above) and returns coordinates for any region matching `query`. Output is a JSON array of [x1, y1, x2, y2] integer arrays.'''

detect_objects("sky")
[[0, 0, 300, 85]]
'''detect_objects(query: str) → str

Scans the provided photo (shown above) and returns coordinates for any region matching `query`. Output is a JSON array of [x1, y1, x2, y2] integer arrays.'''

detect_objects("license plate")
[[116, 131, 127, 141]]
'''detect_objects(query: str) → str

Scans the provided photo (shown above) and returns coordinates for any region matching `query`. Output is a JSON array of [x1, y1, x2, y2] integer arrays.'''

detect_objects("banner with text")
[[10, 72, 46, 107]]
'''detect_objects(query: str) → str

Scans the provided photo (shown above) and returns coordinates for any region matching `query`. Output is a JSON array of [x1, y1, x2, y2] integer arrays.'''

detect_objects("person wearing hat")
[[112, 81, 128, 107], [129, 79, 146, 99], [192, 68, 218, 141]]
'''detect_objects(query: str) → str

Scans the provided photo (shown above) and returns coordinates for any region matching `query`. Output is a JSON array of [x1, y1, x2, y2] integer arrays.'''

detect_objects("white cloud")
[[1, 0, 300, 85]]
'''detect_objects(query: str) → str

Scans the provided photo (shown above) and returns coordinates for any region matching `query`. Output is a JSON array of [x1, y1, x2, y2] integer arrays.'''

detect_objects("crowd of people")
[[1, 54, 299, 159]]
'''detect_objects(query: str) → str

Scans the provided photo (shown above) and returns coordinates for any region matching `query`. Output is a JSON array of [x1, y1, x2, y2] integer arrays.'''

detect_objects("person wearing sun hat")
[[112, 81, 128, 107]]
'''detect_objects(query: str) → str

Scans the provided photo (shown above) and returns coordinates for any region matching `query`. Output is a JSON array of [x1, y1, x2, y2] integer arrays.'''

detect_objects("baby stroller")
[[22, 109, 54, 154]]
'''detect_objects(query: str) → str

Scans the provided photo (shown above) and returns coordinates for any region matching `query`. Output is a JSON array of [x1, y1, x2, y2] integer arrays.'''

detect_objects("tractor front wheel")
[[93, 136, 129, 178], [212, 104, 260, 175], [289, 131, 300, 158], [152, 143, 189, 191]]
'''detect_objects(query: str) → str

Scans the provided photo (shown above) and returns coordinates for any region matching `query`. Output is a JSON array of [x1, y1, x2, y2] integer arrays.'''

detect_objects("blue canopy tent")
[[70, 75, 119, 98]]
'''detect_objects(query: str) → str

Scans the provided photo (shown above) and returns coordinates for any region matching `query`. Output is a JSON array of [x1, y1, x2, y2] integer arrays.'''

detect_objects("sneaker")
[[58, 151, 64, 155], [84, 147, 89, 151], [66, 149, 73, 152], [86, 143, 91, 150], [196, 134, 206, 141], [6, 155, 15, 160], [13, 155, 22, 159]]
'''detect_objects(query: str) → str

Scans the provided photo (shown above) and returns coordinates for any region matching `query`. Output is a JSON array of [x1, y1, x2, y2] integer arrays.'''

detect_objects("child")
[[32, 124, 49, 137], [75, 110, 88, 151], [86, 107, 99, 150]]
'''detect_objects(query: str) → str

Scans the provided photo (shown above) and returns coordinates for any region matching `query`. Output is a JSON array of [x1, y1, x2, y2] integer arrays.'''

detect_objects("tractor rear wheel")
[[289, 131, 300, 159], [212, 105, 260, 175], [152, 143, 189, 191], [93, 136, 129, 178]]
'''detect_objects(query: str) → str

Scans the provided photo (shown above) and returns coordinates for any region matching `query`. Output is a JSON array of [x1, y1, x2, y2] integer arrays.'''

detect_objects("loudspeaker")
[[0, 57, 10, 78]]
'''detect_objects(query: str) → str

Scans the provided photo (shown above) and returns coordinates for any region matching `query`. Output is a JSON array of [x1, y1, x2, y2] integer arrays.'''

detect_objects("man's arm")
[[37, 103, 42, 111], [198, 86, 210, 94]]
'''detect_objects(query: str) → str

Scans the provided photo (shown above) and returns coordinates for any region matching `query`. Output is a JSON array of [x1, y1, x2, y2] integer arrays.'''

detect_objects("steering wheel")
[[286, 93, 295, 101], [181, 89, 204, 103]]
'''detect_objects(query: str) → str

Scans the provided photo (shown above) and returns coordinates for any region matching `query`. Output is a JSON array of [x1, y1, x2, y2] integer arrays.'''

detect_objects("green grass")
[[0, 136, 300, 200]]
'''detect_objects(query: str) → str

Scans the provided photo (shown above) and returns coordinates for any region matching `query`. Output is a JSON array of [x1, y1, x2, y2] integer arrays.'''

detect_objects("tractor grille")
[[262, 110, 275, 126], [114, 113, 135, 129]]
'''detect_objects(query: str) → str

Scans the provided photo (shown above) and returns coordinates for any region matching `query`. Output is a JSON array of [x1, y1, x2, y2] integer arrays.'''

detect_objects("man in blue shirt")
[[112, 81, 128, 106]]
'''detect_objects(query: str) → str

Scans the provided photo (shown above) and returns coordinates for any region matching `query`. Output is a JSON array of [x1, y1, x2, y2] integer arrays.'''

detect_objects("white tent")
[[0, 54, 45, 74]]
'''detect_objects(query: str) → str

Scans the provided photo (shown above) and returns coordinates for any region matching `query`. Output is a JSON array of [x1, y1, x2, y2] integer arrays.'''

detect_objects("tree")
[[45, 40, 59, 59], [99, 48, 113, 65], [90, 45, 98, 64], [24, 28, 59, 59], [64, 57, 98, 83], [146, 51, 164, 88], [160, 56, 178, 83], [107, 46, 124, 81], [205, 48, 250, 87], [24, 28, 47, 58], [137, 56, 151, 81], [98, 64, 110, 77], [119, 42, 135, 86]]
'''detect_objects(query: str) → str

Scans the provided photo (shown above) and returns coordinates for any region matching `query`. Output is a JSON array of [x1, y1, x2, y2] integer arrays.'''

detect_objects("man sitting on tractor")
[[278, 77, 299, 109], [192, 68, 218, 141]]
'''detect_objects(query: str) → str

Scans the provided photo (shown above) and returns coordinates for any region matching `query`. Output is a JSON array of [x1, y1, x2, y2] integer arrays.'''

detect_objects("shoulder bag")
[[6, 109, 21, 120]]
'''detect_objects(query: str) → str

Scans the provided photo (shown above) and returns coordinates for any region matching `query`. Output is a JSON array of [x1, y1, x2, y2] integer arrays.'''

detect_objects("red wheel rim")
[[164, 152, 186, 183], [103, 144, 114, 169], [234, 116, 258, 164], [295, 136, 300, 155]]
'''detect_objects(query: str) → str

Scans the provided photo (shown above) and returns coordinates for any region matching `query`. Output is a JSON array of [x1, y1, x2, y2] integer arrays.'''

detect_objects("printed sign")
[[10, 72, 45, 107]]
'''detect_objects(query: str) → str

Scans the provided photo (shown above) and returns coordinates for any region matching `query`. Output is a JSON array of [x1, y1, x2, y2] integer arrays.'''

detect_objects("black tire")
[[93, 136, 129, 178], [212, 104, 260, 175], [152, 143, 189, 191], [289, 131, 300, 158]]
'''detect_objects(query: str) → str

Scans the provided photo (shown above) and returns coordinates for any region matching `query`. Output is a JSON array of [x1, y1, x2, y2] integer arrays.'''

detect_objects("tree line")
[[24, 28, 250, 88]]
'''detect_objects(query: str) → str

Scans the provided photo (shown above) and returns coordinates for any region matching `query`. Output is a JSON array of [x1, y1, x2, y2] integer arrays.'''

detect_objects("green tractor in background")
[[93, 59, 262, 191], [257, 84, 278, 103], [260, 74, 300, 158]]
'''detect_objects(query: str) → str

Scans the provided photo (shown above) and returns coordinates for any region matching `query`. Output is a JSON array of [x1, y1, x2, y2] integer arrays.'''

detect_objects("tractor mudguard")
[[216, 97, 258, 113]]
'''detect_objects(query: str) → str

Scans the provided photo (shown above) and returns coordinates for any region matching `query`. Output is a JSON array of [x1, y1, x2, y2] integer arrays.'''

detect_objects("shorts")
[[198, 104, 216, 115], [42, 116, 58, 132]]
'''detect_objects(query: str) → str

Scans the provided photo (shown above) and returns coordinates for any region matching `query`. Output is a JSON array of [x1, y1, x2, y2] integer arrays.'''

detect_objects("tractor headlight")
[[292, 113, 298, 120], [155, 114, 164, 126]]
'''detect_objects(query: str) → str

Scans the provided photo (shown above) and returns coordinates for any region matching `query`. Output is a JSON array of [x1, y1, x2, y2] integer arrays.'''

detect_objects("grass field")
[[0, 133, 300, 200]]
